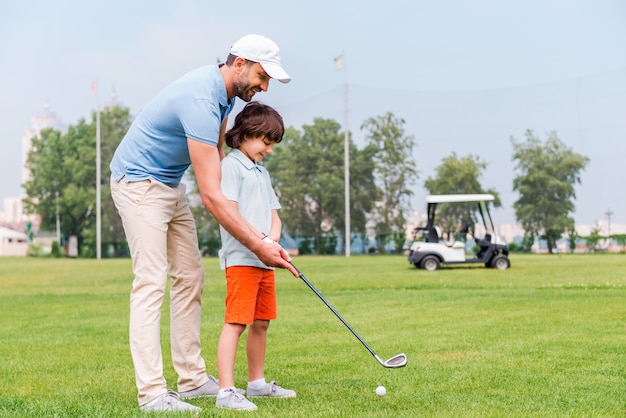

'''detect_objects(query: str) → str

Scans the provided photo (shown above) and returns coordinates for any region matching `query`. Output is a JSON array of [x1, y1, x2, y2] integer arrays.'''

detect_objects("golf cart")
[[407, 194, 510, 271]]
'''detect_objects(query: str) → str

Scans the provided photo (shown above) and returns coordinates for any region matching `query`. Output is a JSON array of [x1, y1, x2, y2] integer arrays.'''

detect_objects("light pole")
[[605, 207, 613, 236], [92, 80, 102, 259], [55, 190, 61, 246], [335, 52, 350, 257], [605, 207, 613, 250]]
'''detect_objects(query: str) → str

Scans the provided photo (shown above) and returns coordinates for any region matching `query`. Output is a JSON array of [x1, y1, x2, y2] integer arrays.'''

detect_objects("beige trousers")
[[110, 176, 209, 405]]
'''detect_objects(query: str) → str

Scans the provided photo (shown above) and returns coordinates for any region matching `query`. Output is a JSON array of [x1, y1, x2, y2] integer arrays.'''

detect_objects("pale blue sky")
[[1, 0, 625, 225]]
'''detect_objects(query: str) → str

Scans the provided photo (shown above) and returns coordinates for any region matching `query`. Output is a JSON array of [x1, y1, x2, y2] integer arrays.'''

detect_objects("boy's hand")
[[262, 236, 292, 263]]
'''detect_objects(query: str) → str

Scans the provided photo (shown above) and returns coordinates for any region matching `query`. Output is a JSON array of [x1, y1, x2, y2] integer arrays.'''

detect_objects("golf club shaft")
[[290, 263, 377, 358]]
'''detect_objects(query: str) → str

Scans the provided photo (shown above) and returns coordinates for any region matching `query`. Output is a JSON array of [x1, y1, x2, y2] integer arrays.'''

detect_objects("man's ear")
[[233, 56, 247, 73]]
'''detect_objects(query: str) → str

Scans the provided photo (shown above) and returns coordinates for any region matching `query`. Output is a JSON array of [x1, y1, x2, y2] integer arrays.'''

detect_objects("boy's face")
[[239, 136, 275, 163]]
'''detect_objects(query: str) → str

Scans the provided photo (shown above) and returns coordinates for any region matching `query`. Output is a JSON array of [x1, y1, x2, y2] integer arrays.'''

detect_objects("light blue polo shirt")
[[110, 65, 236, 186], [219, 149, 281, 270]]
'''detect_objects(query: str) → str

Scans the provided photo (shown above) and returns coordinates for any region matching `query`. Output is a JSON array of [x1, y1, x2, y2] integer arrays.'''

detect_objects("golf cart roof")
[[425, 194, 495, 204]]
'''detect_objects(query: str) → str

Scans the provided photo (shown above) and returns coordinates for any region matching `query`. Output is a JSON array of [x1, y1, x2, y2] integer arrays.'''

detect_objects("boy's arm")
[[266, 209, 290, 260], [269, 209, 282, 242]]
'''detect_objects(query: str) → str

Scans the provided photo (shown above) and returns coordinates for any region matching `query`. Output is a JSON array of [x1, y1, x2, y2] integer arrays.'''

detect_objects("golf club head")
[[376, 353, 407, 368]]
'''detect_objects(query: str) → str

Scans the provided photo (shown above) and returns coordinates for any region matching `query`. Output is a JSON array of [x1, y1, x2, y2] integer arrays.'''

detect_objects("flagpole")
[[95, 81, 101, 260], [342, 53, 350, 257]]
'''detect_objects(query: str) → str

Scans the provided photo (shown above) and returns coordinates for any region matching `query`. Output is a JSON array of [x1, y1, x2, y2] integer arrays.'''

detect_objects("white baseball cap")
[[230, 34, 291, 83]]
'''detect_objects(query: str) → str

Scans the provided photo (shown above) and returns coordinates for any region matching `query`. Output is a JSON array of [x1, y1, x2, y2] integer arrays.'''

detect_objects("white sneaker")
[[179, 375, 245, 398], [140, 390, 201, 412], [216, 388, 258, 411], [246, 381, 296, 398]]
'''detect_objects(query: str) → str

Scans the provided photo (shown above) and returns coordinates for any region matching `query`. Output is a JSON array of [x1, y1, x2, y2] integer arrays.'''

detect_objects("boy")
[[216, 102, 296, 411]]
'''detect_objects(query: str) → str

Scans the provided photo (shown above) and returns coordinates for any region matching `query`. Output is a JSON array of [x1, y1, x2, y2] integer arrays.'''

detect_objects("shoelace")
[[268, 381, 279, 393], [232, 391, 247, 402], [164, 390, 181, 405]]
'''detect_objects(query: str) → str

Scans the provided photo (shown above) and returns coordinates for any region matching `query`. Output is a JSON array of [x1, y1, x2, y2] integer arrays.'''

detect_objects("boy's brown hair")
[[225, 101, 284, 149]]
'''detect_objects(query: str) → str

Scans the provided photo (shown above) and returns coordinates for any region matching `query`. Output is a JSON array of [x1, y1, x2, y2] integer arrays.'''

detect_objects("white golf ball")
[[375, 385, 386, 396]]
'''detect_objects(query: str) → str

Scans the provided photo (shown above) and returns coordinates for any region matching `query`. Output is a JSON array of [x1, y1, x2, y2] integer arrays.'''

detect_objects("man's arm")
[[188, 136, 296, 275]]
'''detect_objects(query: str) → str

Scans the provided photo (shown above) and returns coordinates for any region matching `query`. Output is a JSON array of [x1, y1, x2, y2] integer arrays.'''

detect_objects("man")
[[109, 34, 296, 413]]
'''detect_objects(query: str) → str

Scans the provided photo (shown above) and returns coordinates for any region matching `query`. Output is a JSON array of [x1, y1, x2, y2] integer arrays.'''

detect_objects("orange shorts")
[[224, 266, 277, 325]]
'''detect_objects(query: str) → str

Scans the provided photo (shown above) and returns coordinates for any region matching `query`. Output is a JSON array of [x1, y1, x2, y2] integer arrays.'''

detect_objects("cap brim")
[[260, 62, 291, 83]]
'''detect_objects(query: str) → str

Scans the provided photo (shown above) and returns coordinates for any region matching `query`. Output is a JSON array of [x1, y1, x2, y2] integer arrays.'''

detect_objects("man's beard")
[[233, 69, 255, 102]]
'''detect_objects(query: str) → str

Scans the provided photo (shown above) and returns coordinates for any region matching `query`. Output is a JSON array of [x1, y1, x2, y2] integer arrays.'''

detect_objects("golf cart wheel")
[[420, 255, 440, 271], [490, 254, 510, 270]]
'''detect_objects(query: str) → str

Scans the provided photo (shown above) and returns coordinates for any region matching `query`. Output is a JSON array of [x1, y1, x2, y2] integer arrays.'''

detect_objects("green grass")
[[0, 254, 624, 417]]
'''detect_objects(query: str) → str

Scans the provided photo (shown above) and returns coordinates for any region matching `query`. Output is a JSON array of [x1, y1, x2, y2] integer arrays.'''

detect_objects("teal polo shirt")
[[219, 149, 281, 269]]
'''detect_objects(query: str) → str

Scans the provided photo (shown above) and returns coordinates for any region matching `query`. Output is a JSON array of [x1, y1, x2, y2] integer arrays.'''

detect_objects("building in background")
[[0, 226, 28, 256]]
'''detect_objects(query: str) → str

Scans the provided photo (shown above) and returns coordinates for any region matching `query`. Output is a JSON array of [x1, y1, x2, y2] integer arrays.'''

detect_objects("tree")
[[266, 119, 376, 254], [23, 105, 133, 257], [511, 130, 589, 254], [423, 152, 500, 241], [566, 226, 579, 253], [361, 112, 417, 253], [22, 127, 65, 234], [24, 121, 95, 254], [583, 226, 603, 252], [612, 234, 626, 253]]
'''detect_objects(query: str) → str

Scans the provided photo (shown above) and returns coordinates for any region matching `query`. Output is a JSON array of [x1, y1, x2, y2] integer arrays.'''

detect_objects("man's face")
[[233, 61, 271, 102]]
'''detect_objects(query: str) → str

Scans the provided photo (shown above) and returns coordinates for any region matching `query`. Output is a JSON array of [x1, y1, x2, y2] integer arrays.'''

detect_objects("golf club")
[[290, 262, 407, 368]]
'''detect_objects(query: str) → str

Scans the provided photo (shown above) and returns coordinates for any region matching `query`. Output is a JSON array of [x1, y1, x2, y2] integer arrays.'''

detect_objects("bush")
[[50, 241, 62, 258], [26, 242, 45, 257], [507, 242, 520, 252]]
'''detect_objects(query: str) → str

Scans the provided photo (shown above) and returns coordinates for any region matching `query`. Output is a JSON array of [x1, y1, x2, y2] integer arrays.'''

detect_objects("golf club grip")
[[290, 263, 377, 357]]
